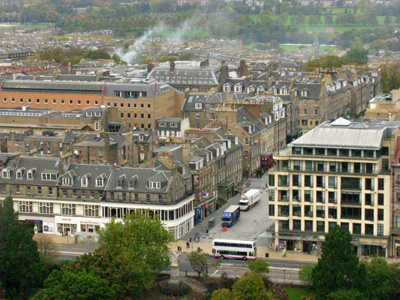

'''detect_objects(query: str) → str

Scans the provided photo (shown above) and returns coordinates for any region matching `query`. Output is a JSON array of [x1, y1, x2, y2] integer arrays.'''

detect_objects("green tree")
[[64, 213, 170, 299], [247, 259, 269, 276], [302, 55, 345, 71], [31, 270, 117, 300], [324, 14, 333, 25], [232, 272, 270, 300], [211, 288, 233, 300], [384, 16, 393, 25], [0, 196, 43, 300], [327, 289, 364, 300], [311, 226, 365, 300], [381, 63, 400, 93], [188, 251, 211, 278], [299, 265, 314, 287], [343, 48, 368, 65], [361, 258, 400, 300]]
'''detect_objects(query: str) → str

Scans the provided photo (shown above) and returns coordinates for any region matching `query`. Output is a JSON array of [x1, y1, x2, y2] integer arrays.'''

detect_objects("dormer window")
[[139, 135, 144, 141], [159, 122, 167, 127], [16, 168, 25, 179], [81, 175, 90, 187], [149, 181, 161, 189], [170, 123, 178, 128], [116, 175, 125, 188], [62, 177, 71, 186], [195, 103, 203, 110], [129, 176, 138, 189], [27, 168, 36, 180], [42, 173, 58, 181], [2, 168, 10, 179], [96, 174, 106, 187]]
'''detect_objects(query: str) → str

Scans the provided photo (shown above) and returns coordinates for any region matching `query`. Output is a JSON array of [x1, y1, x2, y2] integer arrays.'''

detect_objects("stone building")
[[268, 118, 398, 257], [0, 155, 194, 240]]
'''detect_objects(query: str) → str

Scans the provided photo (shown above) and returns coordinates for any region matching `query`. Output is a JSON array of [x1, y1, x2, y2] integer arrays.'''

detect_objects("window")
[[365, 224, 374, 235], [39, 202, 53, 214], [19, 98, 23, 103], [62, 177, 71, 186], [146, 194, 150, 202], [378, 194, 384, 206], [61, 204, 76, 215], [96, 176, 105, 187], [19, 201, 32, 213], [81, 176, 88, 187], [353, 223, 361, 234], [148, 104, 151, 108], [269, 204, 275, 216], [378, 209, 384, 221], [378, 178, 384, 190], [377, 224, 384, 236], [53, 99, 56, 104], [149, 181, 161, 189], [302, 120, 308, 126], [84, 205, 99, 217]]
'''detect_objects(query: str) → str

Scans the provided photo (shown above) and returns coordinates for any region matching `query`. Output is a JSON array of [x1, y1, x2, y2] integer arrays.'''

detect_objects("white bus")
[[212, 239, 257, 260], [239, 189, 260, 211]]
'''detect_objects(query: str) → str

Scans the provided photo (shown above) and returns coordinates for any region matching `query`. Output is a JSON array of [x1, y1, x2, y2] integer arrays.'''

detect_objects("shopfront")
[[395, 239, 400, 257], [55, 216, 104, 236]]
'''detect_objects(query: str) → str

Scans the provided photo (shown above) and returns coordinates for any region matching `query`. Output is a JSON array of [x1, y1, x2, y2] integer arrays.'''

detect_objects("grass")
[[285, 287, 314, 300], [249, 14, 391, 33], [279, 44, 337, 52]]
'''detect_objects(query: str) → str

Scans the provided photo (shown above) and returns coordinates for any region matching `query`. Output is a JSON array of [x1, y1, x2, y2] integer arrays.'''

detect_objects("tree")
[[188, 251, 211, 278], [361, 258, 400, 300], [311, 226, 365, 300], [247, 259, 269, 276], [232, 272, 271, 300], [0, 196, 43, 300], [31, 270, 117, 300], [384, 16, 392, 25], [343, 48, 368, 65], [35, 234, 58, 266], [381, 63, 400, 93], [299, 265, 314, 287], [211, 288, 233, 300], [63, 213, 171, 299], [302, 55, 345, 71]]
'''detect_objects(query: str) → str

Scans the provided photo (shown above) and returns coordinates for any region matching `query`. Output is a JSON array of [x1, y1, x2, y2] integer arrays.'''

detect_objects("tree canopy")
[[0, 196, 43, 300], [33, 213, 171, 299], [232, 271, 270, 300], [311, 226, 365, 300], [31, 270, 117, 300]]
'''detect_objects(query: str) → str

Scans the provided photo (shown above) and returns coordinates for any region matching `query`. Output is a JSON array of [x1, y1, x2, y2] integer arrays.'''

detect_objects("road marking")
[[58, 251, 87, 256], [269, 266, 300, 271]]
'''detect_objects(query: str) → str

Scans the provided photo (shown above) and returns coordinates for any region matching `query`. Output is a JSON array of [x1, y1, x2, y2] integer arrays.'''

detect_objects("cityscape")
[[1, 0, 400, 299]]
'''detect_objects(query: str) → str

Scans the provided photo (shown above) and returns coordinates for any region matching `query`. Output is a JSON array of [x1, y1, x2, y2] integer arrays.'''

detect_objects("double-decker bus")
[[212, 239, 257, 260]]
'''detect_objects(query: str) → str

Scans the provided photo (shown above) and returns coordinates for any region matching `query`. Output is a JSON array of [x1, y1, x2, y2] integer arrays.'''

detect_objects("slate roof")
[[182, 94, 207, 112], [1, 80, 104, 93], [0, 156, 61, 187], [237, 107, 266, 134], [293, 82, 322, 99]]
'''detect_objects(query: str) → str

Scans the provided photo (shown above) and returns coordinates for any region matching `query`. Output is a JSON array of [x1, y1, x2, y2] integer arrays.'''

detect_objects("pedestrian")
[[189, 237, 192, 243], [282, 249, 286, 257], [186, 240, 190, 249]]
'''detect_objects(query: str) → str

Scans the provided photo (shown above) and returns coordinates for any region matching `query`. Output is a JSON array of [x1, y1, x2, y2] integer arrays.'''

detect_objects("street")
[[178, 252, 311, 284]]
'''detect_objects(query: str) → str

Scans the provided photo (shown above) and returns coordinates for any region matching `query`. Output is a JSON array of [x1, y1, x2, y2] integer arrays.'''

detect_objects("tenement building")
[[0, 155, 194, 240], [268, 118, 399, 257]]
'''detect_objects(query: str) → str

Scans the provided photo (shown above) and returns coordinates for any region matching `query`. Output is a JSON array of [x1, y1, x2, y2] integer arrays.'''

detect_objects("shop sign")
[[395, 239, 400, 247], [43, 222, 54, 233], [81, 220, 101, 226]]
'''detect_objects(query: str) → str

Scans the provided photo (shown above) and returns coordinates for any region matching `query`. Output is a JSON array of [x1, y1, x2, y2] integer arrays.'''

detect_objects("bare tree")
[[35, 234, 58, 264]]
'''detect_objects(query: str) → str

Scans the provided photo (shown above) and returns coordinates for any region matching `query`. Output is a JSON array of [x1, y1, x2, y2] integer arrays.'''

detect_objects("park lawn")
[[285, 287, 314, 300], [250, 14, 393, 30], [280, 44, 337, 52]]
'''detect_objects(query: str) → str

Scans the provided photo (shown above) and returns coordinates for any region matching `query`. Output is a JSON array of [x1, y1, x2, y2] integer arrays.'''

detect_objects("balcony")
[[341, 199, 361, 206]]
